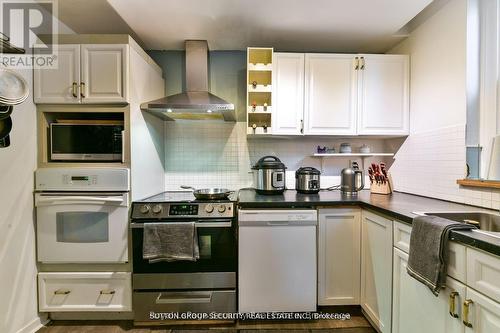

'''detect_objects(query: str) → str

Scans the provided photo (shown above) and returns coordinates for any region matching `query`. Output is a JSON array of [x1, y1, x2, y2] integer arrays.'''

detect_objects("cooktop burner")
[[137, 191, 237, 203]]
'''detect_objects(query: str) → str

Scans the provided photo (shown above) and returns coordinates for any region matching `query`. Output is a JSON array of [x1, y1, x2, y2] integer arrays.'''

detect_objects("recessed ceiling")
[[54, 0, 434, 52]]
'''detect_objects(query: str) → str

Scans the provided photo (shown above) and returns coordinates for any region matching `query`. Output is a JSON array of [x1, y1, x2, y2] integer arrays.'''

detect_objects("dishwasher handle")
[[240, 219, 317, 227]]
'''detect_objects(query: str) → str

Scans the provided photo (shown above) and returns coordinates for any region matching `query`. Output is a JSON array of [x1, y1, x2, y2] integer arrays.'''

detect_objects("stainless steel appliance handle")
[[130, 221, 232, 229], [36, 196, 125, 204], [155, 291, 213, 304]]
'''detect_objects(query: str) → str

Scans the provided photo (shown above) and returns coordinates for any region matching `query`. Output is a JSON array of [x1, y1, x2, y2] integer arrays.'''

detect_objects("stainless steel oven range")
[[130, 191, 237, 323]]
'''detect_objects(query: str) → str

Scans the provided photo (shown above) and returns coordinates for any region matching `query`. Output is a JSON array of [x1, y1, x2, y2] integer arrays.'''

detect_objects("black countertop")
[[237, 189, 500, 256]]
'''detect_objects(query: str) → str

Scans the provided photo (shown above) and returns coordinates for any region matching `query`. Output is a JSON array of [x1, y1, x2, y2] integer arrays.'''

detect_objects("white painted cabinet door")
[[34, 44, 80, 104], [357, 54, 409, 135], [304, 54, 357, 135], [81, 44, 129, 104], [464, 287, 500, 333], [360, 210, 393, 333], [272, 53, 304, 135], [392, 248, 466, 333], [318, 208, 360, 305]]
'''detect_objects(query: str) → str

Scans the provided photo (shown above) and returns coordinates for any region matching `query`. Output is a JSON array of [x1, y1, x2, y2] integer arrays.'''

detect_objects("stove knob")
[[140, 205, 150, 214], [217, 205, 226, 213], [205, 204, 214, 213], [152, 204, 163, 214]]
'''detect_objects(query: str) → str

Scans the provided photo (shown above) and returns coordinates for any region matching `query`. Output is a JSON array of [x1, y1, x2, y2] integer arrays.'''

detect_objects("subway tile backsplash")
[[164, 121, 390, 191], [389, 124, 500, 210]]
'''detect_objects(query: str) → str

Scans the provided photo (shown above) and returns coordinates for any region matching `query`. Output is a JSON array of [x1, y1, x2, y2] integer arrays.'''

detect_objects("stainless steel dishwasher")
[[238, 209, 318, 313]]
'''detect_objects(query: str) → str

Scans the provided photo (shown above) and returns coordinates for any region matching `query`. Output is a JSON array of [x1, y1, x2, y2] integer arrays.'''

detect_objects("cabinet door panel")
[[392, 248, 465, 333], [81, 44, 129, 103], [361, 210, 393, 332], [272, 53, 304, 135], [34, 44, 80, 104], [318, 208, 361, 305], [465, 287, 500, 333], [304, 54, 357, 135], [358, 55, 409, 135]]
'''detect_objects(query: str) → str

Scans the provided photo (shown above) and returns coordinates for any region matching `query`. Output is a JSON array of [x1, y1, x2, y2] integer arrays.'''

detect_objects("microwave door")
[[35, 193, 129, 263]]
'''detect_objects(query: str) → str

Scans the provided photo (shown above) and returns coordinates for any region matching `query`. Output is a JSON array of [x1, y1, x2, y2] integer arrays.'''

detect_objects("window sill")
[[456, 179, 500, 189]]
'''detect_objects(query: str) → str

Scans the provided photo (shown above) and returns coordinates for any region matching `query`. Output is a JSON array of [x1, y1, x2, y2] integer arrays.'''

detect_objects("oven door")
[[35, 192, 129, 263], [131, 220, 236, 273]]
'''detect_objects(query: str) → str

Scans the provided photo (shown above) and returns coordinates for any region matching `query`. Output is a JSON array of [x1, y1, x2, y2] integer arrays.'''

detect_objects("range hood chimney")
[[141, 40, 235, 121]]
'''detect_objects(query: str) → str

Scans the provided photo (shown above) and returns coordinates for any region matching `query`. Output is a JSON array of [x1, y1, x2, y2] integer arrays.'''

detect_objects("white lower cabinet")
[[317, 208, 361, 305], [464, 287, 500, 333], [392, 248, 466, 333], [360, 210, 393, 333], [38, 272, 132, 312]]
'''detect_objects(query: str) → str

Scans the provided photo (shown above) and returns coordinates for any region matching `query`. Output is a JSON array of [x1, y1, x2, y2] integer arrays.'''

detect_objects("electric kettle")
[[340, 163, 364, 195]]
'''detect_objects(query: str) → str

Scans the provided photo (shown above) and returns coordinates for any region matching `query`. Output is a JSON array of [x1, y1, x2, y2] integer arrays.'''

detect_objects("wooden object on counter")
[[370, 173, 393, 195], [456, 179, 500, 189]]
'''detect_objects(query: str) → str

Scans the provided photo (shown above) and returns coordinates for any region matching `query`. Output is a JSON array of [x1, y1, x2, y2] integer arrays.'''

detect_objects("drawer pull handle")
[[155, 292, 212, 304], [72, 82, 78, 98], [449, 291, 459, 318], [54, 289, 71, 295], [100, 289, 116, 295], [80, 82, 85, 98], [463, 299, 473, 328]]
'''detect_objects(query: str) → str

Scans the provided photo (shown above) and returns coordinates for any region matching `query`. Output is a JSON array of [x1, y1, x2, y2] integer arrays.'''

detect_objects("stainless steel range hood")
[[141, 40, 235, 121]]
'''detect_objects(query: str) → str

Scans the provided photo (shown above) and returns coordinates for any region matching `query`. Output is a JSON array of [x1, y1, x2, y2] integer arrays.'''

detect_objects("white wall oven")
[[35, 168, 130, 263]]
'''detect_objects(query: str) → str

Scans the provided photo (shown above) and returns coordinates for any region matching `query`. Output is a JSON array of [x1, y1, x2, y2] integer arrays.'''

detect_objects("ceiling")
[[55, 0, 434, 52]]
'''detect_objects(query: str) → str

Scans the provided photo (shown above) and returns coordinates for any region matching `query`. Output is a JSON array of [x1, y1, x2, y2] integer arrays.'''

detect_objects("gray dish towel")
[[407, 215, 476, 296], [143, 222, 200, 263]]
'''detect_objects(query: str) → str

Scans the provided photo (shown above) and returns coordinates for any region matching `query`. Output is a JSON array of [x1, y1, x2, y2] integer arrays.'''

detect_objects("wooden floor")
[[37, 317, 375, 333]]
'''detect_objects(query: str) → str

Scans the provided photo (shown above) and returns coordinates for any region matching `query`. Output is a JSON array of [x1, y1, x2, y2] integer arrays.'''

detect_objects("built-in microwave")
[[50, 123, 124, 161]]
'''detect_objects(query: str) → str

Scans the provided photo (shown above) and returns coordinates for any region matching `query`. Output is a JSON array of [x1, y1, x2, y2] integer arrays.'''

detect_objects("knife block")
[[370, 173, 393, 195]]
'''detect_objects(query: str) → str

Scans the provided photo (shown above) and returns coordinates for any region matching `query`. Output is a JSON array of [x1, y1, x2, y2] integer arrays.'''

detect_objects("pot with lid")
[[252, 156, 286, 194], [295, 167, 321, 194]]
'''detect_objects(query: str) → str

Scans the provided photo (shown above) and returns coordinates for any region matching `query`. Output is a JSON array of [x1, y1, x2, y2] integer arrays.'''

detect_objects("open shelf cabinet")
[[247, 47, 273, 136]]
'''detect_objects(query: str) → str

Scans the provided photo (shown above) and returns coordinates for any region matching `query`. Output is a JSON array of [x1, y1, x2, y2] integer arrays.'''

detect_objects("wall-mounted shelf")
[[248, 63, 272, 71], [313, 153, 395, 157], [456, 179, 500, 189]]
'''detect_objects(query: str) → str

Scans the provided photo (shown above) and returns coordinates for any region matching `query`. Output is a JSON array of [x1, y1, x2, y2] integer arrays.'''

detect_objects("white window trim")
[[478, 0, 499, 178]]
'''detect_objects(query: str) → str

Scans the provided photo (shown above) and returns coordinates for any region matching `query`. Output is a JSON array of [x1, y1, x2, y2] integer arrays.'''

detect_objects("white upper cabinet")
[[317, 208, 361, 305], [357, 54, 409, 135], [34, 44, 81, 104], [272, 53, 305, 135], [34, 44, 129, 104], [81, 44, 129, 104], [304, 54, 357, 135]]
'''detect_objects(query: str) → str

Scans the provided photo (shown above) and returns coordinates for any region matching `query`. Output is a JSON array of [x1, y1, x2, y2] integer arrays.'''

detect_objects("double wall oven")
[[35, 168, 130, 263], [130, 192, 237, 322]]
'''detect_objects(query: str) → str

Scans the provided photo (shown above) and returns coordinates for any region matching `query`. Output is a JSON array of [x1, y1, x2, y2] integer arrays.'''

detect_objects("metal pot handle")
[[258, 156, 280, 163], [355, 170, 365, 191], [180, 185, 195, 191]]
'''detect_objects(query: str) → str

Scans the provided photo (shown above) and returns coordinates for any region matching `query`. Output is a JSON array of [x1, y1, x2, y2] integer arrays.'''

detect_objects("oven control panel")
[[131, 202, 234, 219]]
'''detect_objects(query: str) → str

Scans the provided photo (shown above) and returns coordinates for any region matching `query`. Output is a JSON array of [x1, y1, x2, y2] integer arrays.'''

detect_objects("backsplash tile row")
[[389, 124, 500, 209]]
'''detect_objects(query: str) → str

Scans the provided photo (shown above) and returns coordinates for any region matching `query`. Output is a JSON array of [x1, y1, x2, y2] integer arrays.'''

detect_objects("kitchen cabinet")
[[304, 54, 357, 135], [392, 248, 466, 333], [360, 210, 393, 333], [357, 55, 409, 135], [81, 44, 129, 103], [272, 52, 305, 135], [464, 287, 500, 333], [34, 44, 129, 104], [33, 44, 80, 104], [318, 208, 361, 305], [268, 52, 409, 136]]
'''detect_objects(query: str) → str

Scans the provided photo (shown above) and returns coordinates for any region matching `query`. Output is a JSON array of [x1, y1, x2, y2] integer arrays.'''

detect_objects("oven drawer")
[[38, 272, 131, 312], [133, 290, 236, 322]]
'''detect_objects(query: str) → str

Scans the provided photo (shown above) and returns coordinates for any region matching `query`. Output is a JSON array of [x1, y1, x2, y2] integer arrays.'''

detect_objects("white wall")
[[390, 0, 467, 134], [0, 69, 46, 333], [388, 0, 500, 209]]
